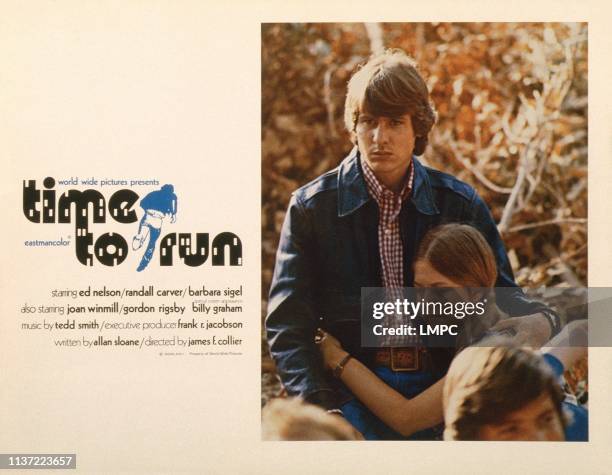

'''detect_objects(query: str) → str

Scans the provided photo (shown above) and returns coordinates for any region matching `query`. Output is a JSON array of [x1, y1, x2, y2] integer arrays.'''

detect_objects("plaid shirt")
[[362, 159, 416, 346]]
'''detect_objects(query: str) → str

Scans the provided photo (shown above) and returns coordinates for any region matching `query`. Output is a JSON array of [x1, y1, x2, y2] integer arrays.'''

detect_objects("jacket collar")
[[337, 147, 440, 217]]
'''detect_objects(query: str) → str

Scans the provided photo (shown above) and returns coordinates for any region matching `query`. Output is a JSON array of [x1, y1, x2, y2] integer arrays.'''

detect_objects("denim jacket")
[[266, 148, 552, 408]]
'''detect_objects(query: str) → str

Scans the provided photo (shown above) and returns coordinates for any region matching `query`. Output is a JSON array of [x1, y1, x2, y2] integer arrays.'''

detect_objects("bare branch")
[[498, 152, 529, 234], [364, 23, 384, 55], [323, 66, 338, 139], [506, 217, 587, 233], [447, 142, 514, 194], [541, 243, 587, 271]]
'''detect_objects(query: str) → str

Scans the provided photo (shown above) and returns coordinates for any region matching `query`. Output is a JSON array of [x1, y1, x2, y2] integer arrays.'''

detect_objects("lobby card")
[[1, 1, 611, 474]]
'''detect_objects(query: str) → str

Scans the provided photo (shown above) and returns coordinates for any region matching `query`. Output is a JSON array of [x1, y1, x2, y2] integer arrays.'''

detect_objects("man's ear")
[[350, 130, 357, 145]]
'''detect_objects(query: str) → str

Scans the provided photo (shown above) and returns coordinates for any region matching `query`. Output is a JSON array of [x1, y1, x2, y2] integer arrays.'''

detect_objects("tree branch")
[[447, 141, 514, 194], [364, 23, 384, 55], [506, 217, 587, 233]]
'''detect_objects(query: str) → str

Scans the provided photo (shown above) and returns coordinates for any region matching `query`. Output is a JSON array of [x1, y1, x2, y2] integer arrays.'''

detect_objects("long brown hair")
[[416, 223, 497, 287], [344, 49, 436, 155], [443, 344, 566, 440]]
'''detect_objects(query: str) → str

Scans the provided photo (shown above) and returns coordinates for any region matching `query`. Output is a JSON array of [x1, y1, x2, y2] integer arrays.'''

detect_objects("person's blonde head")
[[262, 398, 359, 440]]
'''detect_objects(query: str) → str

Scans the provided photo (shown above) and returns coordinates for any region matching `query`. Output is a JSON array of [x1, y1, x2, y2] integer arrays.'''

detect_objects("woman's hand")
[[316, 330, 348, 370]]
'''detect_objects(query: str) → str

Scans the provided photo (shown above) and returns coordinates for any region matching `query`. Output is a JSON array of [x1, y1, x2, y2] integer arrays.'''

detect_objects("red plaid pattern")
[[362, 159, 416, 346]]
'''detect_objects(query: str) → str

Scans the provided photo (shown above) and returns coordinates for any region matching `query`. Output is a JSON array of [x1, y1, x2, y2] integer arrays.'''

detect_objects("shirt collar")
[[361, 157, 413, 206], [337, 147, 439, 217]]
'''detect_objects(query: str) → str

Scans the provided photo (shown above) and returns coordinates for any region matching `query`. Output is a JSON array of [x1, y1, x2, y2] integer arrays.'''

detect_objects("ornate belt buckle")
[[391, 347, 418, 371]]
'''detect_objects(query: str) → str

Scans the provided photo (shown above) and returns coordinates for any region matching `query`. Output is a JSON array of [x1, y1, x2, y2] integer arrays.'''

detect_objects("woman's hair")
[[415, 223, 498, 287], [344, 49, 436, 155], [261, 397, 359, 440], [442, 344, 566, 440]]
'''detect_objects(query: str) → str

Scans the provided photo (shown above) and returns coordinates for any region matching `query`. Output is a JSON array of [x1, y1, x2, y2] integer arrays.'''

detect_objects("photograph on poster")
[[261, 22, 588, 441]]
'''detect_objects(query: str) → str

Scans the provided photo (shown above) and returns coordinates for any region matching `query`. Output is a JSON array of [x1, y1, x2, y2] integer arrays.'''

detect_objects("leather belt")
[[373, 347, 426, 372]]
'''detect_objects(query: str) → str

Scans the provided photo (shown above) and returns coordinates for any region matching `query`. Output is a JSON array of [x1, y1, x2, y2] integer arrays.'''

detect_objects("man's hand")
[[489, 313, 552, 348]]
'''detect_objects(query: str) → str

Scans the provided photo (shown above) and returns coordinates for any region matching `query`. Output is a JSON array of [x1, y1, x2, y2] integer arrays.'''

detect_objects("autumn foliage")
[[261, 23, 588, 402]]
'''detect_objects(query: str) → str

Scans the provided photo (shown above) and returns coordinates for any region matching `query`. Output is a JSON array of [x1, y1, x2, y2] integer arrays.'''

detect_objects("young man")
[[265, 49, 561, 437], [443, 343, 587, 441]]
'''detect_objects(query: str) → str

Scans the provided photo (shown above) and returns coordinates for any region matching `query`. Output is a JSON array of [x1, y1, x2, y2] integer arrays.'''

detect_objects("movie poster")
[[1, 2, 611, 474]]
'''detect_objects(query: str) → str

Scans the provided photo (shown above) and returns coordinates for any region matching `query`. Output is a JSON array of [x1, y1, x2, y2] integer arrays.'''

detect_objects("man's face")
[[355, 110, 415, 191], [477, 392, 565, 441]]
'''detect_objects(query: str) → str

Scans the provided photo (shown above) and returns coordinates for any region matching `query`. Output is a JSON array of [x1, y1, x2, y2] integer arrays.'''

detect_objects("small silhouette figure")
[[132, 184, 177, 271]]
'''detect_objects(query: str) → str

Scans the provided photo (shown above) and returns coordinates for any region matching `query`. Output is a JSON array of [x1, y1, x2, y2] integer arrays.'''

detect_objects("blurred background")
[[261, 23, 588, 403]]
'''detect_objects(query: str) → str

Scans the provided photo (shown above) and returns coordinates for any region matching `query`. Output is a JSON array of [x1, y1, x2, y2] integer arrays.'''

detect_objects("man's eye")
[[540, 414, 556, 426], [391, 120, 403, 126], [499, 425, 519, 435]]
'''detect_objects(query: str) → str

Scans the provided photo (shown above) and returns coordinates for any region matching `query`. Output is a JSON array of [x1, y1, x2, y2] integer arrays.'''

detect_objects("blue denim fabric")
[[341, 367, 443, 440], [563, 403, 588, 441], [136, 224, 161, 272], [266, 148, 555, 408], [543, 353, 588, 441]]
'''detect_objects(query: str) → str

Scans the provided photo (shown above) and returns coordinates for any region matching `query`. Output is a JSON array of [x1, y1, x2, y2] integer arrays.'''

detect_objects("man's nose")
[[372, 123, 388, 144]]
